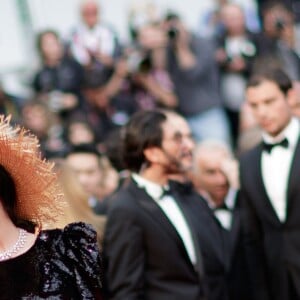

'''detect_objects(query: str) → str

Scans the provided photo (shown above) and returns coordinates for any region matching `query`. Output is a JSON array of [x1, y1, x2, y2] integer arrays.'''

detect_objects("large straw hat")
[[0, 115, 64, 227]]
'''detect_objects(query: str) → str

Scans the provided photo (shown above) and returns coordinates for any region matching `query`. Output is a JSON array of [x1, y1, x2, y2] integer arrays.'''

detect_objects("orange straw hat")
[[0, 115, 64, 228]]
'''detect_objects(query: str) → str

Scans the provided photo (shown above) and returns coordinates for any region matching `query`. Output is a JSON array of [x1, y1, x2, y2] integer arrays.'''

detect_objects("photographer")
[[164, 13, 231, 146], [126, 23, 178, 110], [215, 3, 256, 147], [252, 2, 300, 81], [33, 30, 84, 121]]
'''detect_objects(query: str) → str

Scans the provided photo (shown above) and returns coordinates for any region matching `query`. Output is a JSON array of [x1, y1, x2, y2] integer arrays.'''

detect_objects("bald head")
[[80, 0, 100, 28], [220, 3, 245, 35]]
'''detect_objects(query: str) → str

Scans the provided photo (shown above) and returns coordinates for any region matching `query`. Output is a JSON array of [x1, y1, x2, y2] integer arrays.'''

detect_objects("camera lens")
[[168, 27, 178, 40]]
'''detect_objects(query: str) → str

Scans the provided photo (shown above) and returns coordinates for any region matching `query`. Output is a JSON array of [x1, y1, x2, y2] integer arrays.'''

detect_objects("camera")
[[126, 49, 152, 74], [275, 18, 286, 31], [167, 26, 179, 41], [48, 90, 64, 112]]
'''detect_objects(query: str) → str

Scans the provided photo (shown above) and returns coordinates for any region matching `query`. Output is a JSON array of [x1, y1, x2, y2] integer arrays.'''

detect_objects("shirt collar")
[[262, 117, 299, 149], [132, 173, 169, 201], [202, 188, 237, 210]]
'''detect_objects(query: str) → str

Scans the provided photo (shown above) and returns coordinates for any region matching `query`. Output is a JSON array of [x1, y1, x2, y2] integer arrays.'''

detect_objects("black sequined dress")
[[0, 222, 103, 299]]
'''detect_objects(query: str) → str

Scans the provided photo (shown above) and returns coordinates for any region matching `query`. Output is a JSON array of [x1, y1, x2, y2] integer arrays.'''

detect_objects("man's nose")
[[216, 172, 227, 184]]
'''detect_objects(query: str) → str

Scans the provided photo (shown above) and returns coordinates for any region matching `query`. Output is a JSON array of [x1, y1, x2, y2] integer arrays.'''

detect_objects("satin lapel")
[[185, 194, 225, 267], [171, 189, 205, 280], [228, 193, 241, 257], [204, 201, 228, 265], [287, 135, 300, 217], [229, 205, 241, 262], [250, 145, 282, 225], [126, 180, 192, 265]]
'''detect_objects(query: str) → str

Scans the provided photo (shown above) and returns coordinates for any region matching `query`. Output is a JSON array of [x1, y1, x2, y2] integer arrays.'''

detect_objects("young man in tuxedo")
[[103, 109, 206, 300], [191, 140, 252, 300], [240, 68, 300, 300]]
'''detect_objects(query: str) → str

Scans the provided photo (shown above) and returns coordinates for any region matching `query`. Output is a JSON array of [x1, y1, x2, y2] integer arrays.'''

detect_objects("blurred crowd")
[[1, 0, 300, 218], [2, 0, 300, 158]]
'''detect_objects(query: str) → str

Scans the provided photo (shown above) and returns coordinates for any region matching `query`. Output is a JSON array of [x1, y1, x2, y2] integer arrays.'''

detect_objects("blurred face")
[[246, 80, 292, 136], [158, 113, 194, 174], [137, 25, 167, 50], [81, 2, 99, 28], [22, 105, 49, 137], [196, 149, 229, 204], [68, 123, 94, 145], [40, 33, 63, 63], [221, 5, 245, 35], [66, 153, 103, 198], [263, 7, 293, 37]]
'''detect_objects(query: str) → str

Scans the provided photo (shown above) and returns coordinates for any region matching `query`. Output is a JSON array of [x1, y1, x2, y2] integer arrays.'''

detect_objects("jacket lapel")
[[186, 193, 226, 267], [286, 135, 300, 217], [250, 145, 283, 226], [171, 188, 205, 279], [228, 199, 241, 262], [126, 180, 194, 267]]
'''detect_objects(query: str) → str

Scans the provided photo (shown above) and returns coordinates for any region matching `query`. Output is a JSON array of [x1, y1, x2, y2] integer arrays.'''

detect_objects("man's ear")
[[287, 86, 298, 108], [143, 147, 162, 164]]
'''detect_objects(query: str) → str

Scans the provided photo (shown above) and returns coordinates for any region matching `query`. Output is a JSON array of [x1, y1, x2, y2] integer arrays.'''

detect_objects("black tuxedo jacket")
[[239, 137, 300, 300], [103, 179, 205, 300], [170, 182, 252, 300], [225, 194, 253, 300]]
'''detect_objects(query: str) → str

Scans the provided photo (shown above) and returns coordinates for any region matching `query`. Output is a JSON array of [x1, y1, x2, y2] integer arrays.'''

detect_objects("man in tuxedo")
[[103, 109, 206, 299], [191, 140, 252, 300], [240, 68, 300, 300]]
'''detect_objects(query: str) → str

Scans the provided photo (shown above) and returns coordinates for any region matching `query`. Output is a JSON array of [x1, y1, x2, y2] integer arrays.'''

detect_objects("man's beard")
[[161, 149, 192, 175]]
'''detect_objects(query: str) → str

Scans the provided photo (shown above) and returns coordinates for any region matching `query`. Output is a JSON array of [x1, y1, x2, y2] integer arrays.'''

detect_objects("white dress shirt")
[[261, 118, 299, 222], [132, 173, 197, 265], [205, 188, 237, 230], [71, 23, 116, 65]]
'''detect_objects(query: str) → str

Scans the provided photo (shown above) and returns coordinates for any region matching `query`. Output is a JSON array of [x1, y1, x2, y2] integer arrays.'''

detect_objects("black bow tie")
[[169, 180, 194, 195], [214, 202, 229, 211], [262, 137, 289, 153], [159, 187, 173, 199]]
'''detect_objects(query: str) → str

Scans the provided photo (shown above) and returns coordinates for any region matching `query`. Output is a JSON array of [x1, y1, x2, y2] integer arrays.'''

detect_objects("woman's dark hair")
[[247, 68, 292, 95], [122, 110, 167, 172], [0, 165, 35, 232], [0, 165, 17, 221]]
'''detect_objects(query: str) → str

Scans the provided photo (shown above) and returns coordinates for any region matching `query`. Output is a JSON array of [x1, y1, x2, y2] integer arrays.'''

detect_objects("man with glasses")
[[103, 109, 206, 299]]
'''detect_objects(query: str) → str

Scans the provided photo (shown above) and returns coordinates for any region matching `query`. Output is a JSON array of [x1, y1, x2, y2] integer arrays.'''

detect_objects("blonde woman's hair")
[[54, 160, 106, 247]]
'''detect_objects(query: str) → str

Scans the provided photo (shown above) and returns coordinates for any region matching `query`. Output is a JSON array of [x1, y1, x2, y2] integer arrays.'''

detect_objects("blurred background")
[[0, 0, 259, 97]]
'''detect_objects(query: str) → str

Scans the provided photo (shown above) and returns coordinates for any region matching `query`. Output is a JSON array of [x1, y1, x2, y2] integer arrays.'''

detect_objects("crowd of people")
[[3, 0, 300, 158], [2, 0, 300, 299]]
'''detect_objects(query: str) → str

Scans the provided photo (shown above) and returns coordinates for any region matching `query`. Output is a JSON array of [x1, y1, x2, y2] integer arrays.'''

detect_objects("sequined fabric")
[[0, 222, 103, 299]]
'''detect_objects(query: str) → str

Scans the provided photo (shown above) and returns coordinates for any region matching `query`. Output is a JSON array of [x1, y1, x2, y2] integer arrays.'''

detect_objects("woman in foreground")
[[0, 116, 103, 299]]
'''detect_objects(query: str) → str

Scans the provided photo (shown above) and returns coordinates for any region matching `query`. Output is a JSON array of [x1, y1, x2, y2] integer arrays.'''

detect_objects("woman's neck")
[[0, 214, 20, 251]]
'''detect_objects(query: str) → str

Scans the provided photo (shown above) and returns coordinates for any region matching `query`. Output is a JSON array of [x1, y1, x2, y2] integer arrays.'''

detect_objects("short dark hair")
[[122, 110, 167, 172], [262, 1, 292, 17], [247, 68, 292, 95]]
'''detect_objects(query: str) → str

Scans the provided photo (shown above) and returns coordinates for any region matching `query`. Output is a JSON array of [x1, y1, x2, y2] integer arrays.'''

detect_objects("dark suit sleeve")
[[240, 190, 271, 300], [103, 205, 145, 300]]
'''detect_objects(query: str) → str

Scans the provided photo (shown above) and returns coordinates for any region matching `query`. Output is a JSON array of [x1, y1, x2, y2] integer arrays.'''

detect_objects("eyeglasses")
[[164, 132, 194, 144]]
